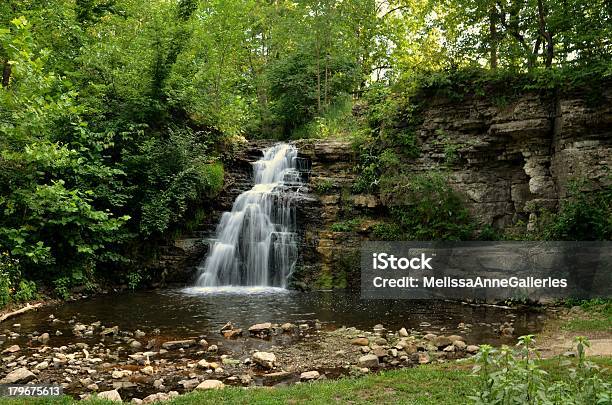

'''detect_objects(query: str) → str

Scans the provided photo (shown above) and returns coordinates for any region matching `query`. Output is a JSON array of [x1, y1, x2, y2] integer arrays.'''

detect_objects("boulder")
[[423, 333, 437, 341], [358, 354, 379, 368], [453, 340, 467, 350], [447, 335, 465, 342], [222, 329, 242, 339], [398, 328, 409, 337], [0, 367, 36, 384], [196, 380, 225, 390], [466, 345, 479, 354], [300, 371, 320, 381], [252, 351, 276, 369], [433, 336, 453, 349], [97, 390, 122, 402], [248, 323, 273, 335], [351, 337, 369, 346], [2, 345, 20, 354]]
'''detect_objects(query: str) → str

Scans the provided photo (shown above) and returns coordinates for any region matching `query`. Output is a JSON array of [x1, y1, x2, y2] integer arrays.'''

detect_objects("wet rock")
[[0, 367, 36, 384], [281, 323, 297, 332], [252, 351, 276, 369], [220, 322, 234, 332], [248, 322, 273, 336], [161, 339, 196, 350], [97, 389, 122, 402], [351, 337, 369, 346], [222, 329, 242, 339], [300, 371, 320, 381], [196, 379, 225, 390], [2, 345, 20, 354], [466, 345, 479, 354], [299, 324, 309, 331], [398, 328, 409, 337], [358, 354, 379, 368]]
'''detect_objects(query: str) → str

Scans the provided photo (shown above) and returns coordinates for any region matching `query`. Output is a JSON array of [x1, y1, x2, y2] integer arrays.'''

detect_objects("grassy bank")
[[2, 357, 610, 405]]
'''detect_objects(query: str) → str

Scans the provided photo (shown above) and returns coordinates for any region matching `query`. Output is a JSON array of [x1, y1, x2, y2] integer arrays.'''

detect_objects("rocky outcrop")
[[292, 87, 611, 288]]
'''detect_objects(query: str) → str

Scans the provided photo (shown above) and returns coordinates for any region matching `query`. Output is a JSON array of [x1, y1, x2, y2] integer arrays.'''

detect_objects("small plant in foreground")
[[470, 335, 611, 404]]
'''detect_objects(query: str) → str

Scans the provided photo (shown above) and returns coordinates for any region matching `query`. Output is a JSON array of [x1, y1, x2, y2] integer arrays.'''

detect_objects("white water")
[[195, 143, 305, 288]]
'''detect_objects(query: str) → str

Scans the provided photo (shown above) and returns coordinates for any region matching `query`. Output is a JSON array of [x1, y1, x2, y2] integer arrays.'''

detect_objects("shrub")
[[471, 335, 611, 404]]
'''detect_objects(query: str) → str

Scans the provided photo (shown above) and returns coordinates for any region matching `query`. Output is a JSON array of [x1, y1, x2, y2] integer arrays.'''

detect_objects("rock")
[[358, 354, 379, 368], [361, 346, 371, 353], [222, 329, 242, 339], [197, 359, 211, 369], [34, 361, 49, 370], [299, 324, 309, 331], [161, 339, 196, 350], [179, 378, 200, 390], [97, 390, 122, 402], [207, 344, 218, 352], [198, 339, 208, 347], [351, 337, 369, 346], [443, 345, 455, 353], [130, 340, 143, 349], [196, 379, 225, 390], [300, 370, 320, 380], [87, 383, 99, 391], [0, 367, 36, 384], [248, 322, 273, 335], [466, 345, 479, 354], [73, 324, 87, 333], [398, 328, 409, 337], [131, 399, 143, 404], [372, 347, 388, 358], [453, 340, 467, 350], [416, 352, 430, 364], [142, 392, 178, 403], [263, 371, 291, 381], [252, 351, 276, 369], [423, 333, 437, 341], [447, 335, 465, 342], [433, 336, 453, 349], [100, 326, 119, 336], [281, 323, 297, 332], [2, 345, 20, 354], [38, 333, 50, 344], [240, 374, 252, 385], [135, 330, 146, 338], [141, 366, 154, 375], [220, 322, 234, 332]]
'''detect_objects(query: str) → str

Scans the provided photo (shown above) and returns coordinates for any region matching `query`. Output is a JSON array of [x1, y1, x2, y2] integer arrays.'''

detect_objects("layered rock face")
[[292, 88, 611, 288]]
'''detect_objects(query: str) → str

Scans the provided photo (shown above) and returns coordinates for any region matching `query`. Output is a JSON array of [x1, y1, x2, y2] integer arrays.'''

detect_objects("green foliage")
[[471, 336, 611, 404], [380, 172, 476, 241], [330, 218, 362, 232]]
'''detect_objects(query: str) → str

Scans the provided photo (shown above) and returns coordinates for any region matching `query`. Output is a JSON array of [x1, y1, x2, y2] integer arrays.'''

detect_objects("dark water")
[[4, 287, 546, 346]]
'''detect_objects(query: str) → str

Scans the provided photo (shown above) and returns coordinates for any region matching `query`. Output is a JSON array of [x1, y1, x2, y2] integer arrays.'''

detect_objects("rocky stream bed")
[[1, 307, 523, 403]]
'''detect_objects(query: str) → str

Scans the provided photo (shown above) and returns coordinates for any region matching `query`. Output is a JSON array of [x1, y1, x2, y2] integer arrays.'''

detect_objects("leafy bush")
[[471, 335, 611, 404], [380, 172, 475, 240], [330, 218, 361, 232], [0, 251, 37, 307]]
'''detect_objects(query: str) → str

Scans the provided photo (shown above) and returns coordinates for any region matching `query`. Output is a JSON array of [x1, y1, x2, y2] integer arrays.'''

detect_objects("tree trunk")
[[489, 9, 498, 69], [537, 0, 554, 68], [2, 61, 10, 88]]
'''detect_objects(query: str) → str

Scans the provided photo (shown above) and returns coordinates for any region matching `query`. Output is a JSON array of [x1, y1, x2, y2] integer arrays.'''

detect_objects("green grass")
[[562, 301, 612, 332], [2, 358, 610, 405]]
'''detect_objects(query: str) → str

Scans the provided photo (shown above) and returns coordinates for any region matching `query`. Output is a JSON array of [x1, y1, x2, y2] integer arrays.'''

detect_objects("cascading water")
[[195, 143, 307, 288]]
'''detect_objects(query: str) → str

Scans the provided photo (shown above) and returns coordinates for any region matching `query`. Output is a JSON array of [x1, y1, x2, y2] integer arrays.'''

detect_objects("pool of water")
[[3, 288, 546, 346]]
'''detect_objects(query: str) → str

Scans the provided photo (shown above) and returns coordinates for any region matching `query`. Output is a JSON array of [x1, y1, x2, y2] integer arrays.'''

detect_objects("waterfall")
[[195, 143, 306, 288]]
